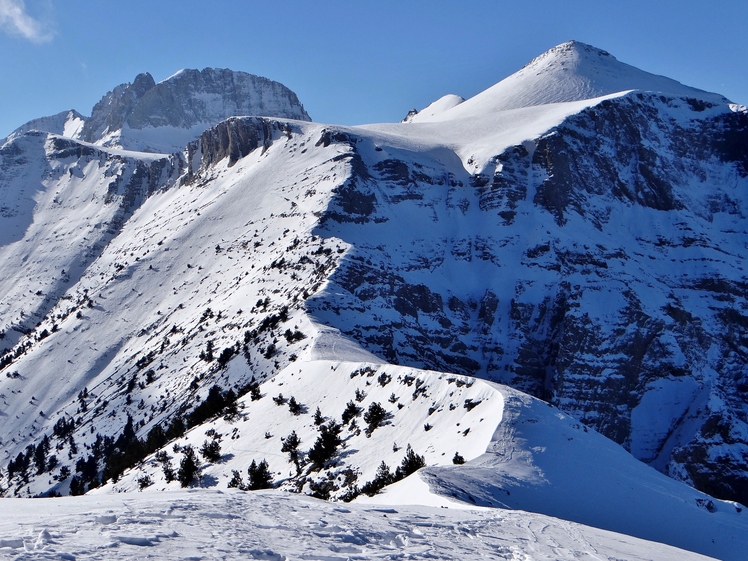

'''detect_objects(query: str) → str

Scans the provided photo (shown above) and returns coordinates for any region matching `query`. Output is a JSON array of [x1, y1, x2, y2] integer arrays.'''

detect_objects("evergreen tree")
[[200, 439, 222, 463], [34, 435, 50, 475], [247, 459, 273, 490], [249, 383, 262, 401], [341, 401, 362, 425], [363, 402, 387, 435], [313, 407, 324, 426], [308, 420, 342, 470], [12, 451, 25, 478], [155, 450, 175, 482], [165, 416, 185, 440], [177, 445, 199, 487], [396, 445, 426, 479], [361, 461, 394, 496], [69, 475, 84, 496], [288, 396, 302, 415], [227, 469, 245, 489], [281, 431, 302, 473], [146, 425, 167, 451]]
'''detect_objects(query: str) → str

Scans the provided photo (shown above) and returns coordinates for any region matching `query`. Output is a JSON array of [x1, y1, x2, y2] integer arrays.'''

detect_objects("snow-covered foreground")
[[87, 360, 746, 560], [0, 489, 716, 560]]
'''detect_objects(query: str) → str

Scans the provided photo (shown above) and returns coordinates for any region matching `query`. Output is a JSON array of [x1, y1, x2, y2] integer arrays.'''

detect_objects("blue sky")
[[1, 0, 746, 137]]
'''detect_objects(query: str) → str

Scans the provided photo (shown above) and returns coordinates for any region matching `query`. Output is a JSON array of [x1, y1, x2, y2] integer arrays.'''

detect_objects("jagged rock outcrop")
[[81, 72, 157, 143], [79, 68, 310, 152]]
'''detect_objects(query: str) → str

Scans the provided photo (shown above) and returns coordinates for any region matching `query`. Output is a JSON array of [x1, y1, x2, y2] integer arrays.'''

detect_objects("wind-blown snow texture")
[[0, 490, 717, 560], [1, 41, 747, 560]]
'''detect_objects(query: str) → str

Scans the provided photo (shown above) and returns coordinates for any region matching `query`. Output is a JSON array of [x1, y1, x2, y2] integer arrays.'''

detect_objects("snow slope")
[[0, 133, 178, 349], [0, 489, 716, 560], [364, 383, 748, 561], [417, 41, 728, 122]]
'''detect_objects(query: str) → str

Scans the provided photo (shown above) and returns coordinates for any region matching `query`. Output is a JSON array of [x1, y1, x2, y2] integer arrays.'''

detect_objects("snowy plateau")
[[0, 41, 747, 560]]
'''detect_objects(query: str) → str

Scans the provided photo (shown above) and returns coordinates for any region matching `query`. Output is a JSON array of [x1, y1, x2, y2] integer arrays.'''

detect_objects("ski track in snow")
[[0, 490, 715, 560]]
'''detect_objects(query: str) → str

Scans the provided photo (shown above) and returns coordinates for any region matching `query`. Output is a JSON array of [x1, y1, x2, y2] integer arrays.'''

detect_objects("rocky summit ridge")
[[0, 42, 747, 561], [4, 67, 311, 153]]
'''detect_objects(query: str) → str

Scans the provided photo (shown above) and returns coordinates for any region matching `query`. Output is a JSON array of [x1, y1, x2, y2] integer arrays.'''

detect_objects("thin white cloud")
[[0, 0, 52, 43]]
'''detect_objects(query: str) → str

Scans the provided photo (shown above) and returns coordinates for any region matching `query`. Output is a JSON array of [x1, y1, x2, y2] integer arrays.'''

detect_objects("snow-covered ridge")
[[98, 361, 504, 498], [97, 357, 748, 559], [414, 40, 728, 122], [391, 384, 748, 561], [2, 109, 84, 147]]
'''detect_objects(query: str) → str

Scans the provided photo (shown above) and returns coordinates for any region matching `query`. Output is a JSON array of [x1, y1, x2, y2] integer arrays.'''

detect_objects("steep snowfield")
[[0, 133, 177, 350]]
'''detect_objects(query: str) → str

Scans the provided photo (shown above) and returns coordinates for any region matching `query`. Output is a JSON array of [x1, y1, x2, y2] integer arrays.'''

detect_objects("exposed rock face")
[[80, 68, 310, 152], [308, 93, 748, 505], [81, 72, 157, 143]]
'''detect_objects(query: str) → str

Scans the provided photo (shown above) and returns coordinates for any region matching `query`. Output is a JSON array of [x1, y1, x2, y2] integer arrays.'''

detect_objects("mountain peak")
[[2, 109, 85, 146], [414, 41, 727, 122], [524, 40, 614, 67], [131, 71, 156, 93], [80, 68, 310, 152]]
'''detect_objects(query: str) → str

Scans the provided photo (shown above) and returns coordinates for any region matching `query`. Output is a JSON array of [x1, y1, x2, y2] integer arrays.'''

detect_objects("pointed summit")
[[3, 109, 85, 146], [417, 41, 726, 122]]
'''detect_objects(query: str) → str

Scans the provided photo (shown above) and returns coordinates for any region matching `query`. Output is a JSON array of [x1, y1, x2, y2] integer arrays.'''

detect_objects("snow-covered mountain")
[[1, 41, 747, 560], [410, 40, 729, 122], [3, 109, 85, 145], [3, 68, 310, 154], [81, 68, 311, 152]]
